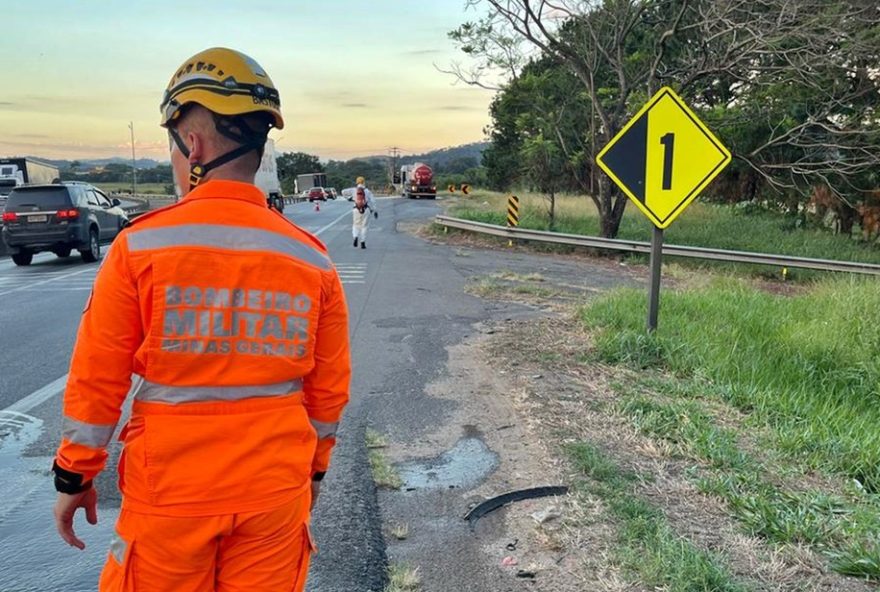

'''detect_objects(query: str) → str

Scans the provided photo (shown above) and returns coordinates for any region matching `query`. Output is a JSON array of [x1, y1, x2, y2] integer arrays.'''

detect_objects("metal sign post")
[[647, 227, 663, 331], [596, 87, 731, 332]]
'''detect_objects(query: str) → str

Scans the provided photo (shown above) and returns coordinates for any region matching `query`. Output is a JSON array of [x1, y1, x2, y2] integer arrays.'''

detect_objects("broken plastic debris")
[[501, 556, 518, 567], [531, 505, 561, 525]]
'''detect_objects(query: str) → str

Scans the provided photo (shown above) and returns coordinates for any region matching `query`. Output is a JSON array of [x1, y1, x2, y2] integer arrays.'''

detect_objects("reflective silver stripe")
[[310, 419, 338, 439], [127, 224, 331, 270], [62, 416, 116, 448], [109, 533, 127, 564], [135, 378, 303, 404]]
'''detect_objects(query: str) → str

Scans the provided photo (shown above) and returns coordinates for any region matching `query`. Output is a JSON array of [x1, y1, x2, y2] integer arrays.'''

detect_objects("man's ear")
[[187, 131, 204, 164]]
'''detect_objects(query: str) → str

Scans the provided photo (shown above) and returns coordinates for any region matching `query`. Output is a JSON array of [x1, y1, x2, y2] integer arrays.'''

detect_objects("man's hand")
[[54, 487, 98, 550], [310, 480, 321, 511]]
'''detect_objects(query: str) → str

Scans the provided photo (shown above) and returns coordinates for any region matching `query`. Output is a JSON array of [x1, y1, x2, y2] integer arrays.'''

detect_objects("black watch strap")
[[52, 460, 93, 494]]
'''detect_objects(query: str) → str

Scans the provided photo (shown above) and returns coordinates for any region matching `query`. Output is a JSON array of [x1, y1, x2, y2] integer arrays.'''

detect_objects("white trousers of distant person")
[[352, 207, 371, 242]]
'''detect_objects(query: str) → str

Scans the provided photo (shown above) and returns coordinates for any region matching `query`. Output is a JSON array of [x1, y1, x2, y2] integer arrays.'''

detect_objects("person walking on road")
[[51, 47, 351, 592], [352, 183, 378, 249]]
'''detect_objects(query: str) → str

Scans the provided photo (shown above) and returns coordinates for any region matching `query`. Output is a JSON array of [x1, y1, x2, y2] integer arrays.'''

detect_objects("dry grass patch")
[[366, 429, 402, 490], [384, 564, 421, 592]]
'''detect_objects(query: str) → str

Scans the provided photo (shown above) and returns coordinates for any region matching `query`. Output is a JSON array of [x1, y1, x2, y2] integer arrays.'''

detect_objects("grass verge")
[[568, 442, 749, 591], [583, 276, 880, 578]]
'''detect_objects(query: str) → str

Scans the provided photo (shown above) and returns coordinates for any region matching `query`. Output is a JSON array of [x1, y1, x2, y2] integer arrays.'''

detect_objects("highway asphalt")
[[0, 194, 637, 591]]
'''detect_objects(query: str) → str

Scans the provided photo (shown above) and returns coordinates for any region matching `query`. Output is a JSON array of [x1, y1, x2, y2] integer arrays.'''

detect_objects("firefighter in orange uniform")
[[51, 47, 351, 592]]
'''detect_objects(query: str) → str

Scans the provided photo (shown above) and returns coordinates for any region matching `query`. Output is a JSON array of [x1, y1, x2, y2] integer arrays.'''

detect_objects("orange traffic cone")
[[314, 200, 320, 212]]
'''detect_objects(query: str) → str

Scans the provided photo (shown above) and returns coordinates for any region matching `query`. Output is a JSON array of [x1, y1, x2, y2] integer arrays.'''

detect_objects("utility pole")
[[388, 146, 401, 186], [128, 122, 137, 196]]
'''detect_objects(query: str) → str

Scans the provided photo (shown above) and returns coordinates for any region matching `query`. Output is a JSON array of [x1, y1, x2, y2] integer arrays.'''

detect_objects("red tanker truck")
[[399, 163, 436, 199]]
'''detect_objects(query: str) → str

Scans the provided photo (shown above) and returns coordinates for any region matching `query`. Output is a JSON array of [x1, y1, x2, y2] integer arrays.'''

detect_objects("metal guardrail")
[[113, 193, 309, 216], [435, 215, 880, 276]]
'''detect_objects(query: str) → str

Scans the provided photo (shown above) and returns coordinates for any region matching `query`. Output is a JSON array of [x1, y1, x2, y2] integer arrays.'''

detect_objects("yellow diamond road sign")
[[596, 87, 731, 229]]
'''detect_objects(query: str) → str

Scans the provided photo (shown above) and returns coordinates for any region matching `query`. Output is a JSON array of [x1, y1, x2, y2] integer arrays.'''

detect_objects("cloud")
[[342, 103, 370, 108], [13, 133, 50, 139], [438, 105, 475, 111], [402, 49, 444, 56], [0, 101, 14, 106]]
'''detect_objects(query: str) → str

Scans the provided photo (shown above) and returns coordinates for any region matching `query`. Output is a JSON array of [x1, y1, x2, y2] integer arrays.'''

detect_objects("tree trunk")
[[598, 180, 626, 238], [548, 190, 556, 231]]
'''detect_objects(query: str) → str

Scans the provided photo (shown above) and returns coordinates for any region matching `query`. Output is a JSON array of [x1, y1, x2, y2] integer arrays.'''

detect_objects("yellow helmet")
[[160, 47, 284, 130], [356, 176, 365, 185]]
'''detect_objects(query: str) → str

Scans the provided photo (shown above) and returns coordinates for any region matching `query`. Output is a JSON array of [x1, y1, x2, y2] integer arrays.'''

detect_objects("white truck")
[[254, 139, 285, 212], [295, 172, 327, 195], [0, 158, 60, 207]]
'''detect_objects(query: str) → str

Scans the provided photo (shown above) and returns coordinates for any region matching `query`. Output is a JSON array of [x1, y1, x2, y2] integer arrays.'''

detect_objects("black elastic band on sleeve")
[[312, 471, 327, 482], [52, 460, 93, 494]]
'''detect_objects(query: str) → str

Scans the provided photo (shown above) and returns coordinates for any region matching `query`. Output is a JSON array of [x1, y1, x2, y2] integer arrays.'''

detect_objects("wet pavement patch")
[[0, 410, 118, 590], [396, 436, 499, 491]]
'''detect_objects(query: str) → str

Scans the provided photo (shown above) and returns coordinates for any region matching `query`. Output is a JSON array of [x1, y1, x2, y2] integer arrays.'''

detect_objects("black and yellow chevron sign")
[[448, 184, 457, 193], [596, 87, 731, 229], [507, 195, 520, 227], [461, 184, 470, 195]]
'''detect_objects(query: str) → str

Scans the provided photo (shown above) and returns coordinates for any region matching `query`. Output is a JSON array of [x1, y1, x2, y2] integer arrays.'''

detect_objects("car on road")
[[308, 187, 327, 202], [1, 181, 129, 266], [341, 188, 355, 201], [325, 187, 338, 200]]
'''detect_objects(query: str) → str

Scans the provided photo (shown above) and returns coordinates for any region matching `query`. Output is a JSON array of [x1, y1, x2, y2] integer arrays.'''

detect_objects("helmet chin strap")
[[169, 114, 268, 192]]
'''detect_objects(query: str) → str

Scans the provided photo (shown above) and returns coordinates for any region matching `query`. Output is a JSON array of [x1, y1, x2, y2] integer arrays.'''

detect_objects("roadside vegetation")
[[96, 182, 171, 195], [581, 277, 880, 578], [569, 443, 749, 591], [452, 230, 880, 586], [447, 190, 880, 272], [449, 2, 879, 240]]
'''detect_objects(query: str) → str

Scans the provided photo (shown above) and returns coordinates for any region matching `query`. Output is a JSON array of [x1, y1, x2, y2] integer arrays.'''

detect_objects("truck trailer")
[[0, 158, 60, 205], [295, 172, 327, 195], [254, 139, 284, 212]]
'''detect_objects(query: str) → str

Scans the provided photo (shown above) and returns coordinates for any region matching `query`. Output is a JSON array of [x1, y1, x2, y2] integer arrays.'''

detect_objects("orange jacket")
[[55, 180, 350, 516]]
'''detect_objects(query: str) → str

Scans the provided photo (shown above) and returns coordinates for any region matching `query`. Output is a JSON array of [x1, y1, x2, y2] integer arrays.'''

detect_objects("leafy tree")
[[451, 0, 880, 237], [276, 152, 324, 193], [324, 159, 386, 191], [520, 132, 568, 228]]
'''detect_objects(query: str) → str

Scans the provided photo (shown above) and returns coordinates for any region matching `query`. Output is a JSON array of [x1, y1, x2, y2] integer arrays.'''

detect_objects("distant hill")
[[398, 142, 487, 174], [326, 142, 488, 175], [26, 156, 165, 170], [400, 142, 487, 166]]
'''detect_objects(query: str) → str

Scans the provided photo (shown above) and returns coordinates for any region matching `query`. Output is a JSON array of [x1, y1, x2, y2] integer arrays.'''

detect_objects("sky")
[[0, 1, 496, 162]]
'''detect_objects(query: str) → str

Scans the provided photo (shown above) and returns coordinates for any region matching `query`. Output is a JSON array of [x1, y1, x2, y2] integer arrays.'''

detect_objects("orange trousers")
[[99, 495, 313, 592]]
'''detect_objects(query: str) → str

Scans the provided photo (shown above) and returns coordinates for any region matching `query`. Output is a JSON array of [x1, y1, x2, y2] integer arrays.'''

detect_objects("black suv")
[[1, 182, 129, 266]]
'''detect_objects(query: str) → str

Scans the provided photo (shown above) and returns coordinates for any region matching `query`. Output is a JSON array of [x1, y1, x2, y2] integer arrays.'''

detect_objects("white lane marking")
[[314, 209, 352, 237], [2, 375, 69, 415], [16, 287, 92, 292], [0, 266, 96, 297]]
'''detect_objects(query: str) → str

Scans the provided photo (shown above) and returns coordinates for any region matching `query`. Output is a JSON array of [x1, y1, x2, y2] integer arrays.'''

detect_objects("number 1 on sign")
[[660, 132, 675, 190]]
